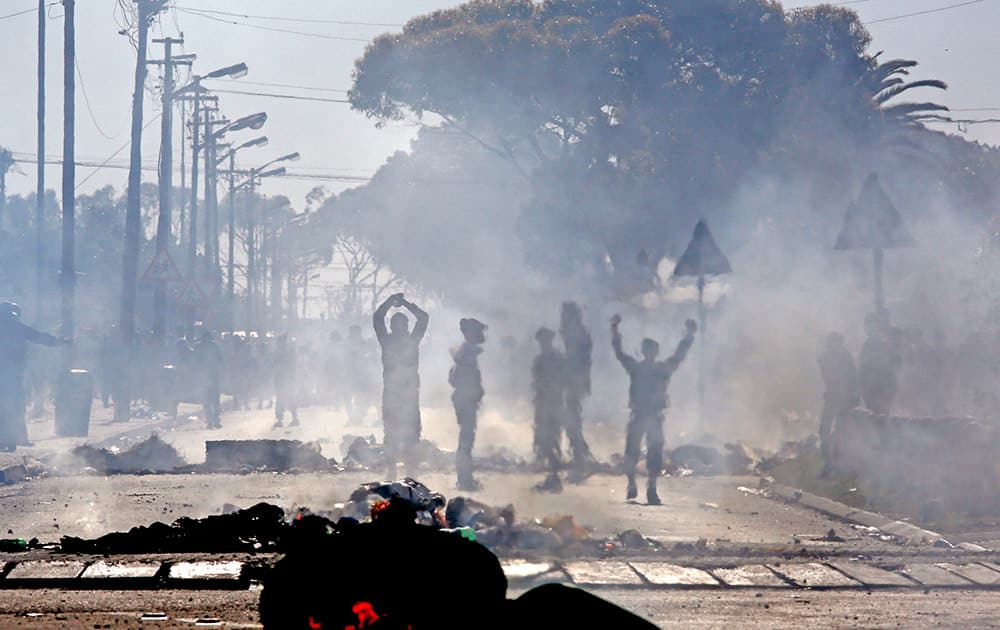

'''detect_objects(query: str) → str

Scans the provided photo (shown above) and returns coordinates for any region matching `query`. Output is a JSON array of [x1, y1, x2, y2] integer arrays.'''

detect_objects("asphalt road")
[[2, 403, 1000, 628]]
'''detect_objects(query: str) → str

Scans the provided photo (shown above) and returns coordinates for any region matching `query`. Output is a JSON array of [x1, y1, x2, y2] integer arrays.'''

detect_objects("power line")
[[0, 6, 36, 20], [75, 58, 118, 140], [865, 0, 985, 24], [210, 88, 351, 104], [171, 5, 403, 28], [173, 7, 372, 42], [203, 78, 349, 94]]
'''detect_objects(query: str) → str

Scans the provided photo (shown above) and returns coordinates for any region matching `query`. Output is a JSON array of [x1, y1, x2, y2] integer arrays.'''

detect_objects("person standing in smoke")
[[559, 301, 595, 481], [611, 314, 695, 505], [192, 330, 223, 429], [0, 302, 70, 451], [344, 324, 375, 426], [859, 311, 901, 416], [817, 332, 859, 477], [374, 293, 429, 479], [532, 327, 568, 494], [450, 318, 487, 491], [272, 334, 300, 428]]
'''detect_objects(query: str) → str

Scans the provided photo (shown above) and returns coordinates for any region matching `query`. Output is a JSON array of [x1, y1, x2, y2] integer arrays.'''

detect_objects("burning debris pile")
[[55, 434, 187, 475]]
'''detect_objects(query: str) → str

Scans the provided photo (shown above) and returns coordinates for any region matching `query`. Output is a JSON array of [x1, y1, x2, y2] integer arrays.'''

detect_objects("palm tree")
[[866, 55, 949, 127]]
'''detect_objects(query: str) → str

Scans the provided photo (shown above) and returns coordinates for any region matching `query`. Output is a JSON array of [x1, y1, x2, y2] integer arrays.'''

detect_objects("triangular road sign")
[[141, 248, 183, 283], [673, 219, 732, 278], [174, 279, 208, 306], [835, 173, 915, 250]]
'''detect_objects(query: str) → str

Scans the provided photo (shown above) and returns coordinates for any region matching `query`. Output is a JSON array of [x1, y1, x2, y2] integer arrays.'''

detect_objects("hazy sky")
[[0, 0, 997, 207]]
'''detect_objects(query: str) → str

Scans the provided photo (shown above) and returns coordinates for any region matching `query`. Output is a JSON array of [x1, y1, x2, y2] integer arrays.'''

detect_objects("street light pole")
[[35, 0, 45, 312], [60, 0, 75, 349]]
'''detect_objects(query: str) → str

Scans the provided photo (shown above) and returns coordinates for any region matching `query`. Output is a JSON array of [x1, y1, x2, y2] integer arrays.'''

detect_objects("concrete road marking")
[[4, 561, 86, 580], [167, 561, 244, 581], [81, 561, 161, 580], [903, 564, 974, 587], [562, 561, 643, 585], [711, 565, 789, 587], [767, 563, 861, 588], [629, 562, 720, 586], [936, 563, 1000, 586], [501, 560, 553, 580], [826, 562, 914, 587]]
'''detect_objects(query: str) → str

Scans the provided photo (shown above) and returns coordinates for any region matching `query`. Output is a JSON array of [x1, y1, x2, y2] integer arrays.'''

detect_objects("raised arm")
[[662, 319, 697, 374], [373, 294, 397, 342], [402, 298, 429, 341], [610, 314, 635, 370]]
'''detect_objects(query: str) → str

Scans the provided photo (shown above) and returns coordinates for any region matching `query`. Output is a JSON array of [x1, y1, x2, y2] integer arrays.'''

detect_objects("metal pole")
[[152, 36, 180, 340], [697, 274, 706, 436], [119, 0, 153, 422], [203, 109, 213, 276], [188, 90, 199, 277], [227, 151, 236, 313], [247, 174, 256, 331], [60, 0, 75, 349], [179, 99, 186, 250], [873, 247, 885, 312], [35, 0, 45, 311]]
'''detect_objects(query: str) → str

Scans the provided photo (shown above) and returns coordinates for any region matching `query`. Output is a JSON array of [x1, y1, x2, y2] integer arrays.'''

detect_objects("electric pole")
[[187, 91, 200, 277], [35, 0, 45, 311], [118, 0, 165, 422], [227, 152, 236, 311], [60, 0, 75, 347], [149, 37, 191, 340]]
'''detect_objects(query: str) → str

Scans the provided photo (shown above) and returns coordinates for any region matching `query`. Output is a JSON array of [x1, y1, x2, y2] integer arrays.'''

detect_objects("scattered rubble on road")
[[53, 434, 187, 475]]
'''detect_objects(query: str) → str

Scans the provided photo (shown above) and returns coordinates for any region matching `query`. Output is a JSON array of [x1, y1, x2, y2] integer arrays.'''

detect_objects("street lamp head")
[[258, 167, 286, 179], [205, 62, 248, 80], [241, 136, 269, 150], [227, 112, 268, 133], [278, 152, 300, 163]]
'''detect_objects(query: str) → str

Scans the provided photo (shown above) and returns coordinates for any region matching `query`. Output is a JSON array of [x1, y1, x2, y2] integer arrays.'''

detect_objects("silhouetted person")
[[559, 301, 594, 480], [611, 314, 695, 505], [0, 302, 69, 451], [859, 311, 900, 416], [374, 293, 429, 479], [818, 332, 859, 477], [450, 318, 486, 490], [344, 324, 375, 426], [193, 330, 223, 429], [272, 334, 300, 428], [532, 327, 567, 494]]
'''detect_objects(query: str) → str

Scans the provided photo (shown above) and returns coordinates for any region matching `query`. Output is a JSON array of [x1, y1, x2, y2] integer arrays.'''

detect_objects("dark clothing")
[[193, 339, 224, 428], [374, 302, 428, 475], [0, 317, 61, 448], [532, 348, 567, 473], [451, 342, 484, 486], [613, 328, 694, 487], [818, 343, 860, 467], [561, 325, 593, 466]]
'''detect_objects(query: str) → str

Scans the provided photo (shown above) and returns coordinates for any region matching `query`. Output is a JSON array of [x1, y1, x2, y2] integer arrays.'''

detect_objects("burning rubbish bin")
[[55, 369, 92, 437]]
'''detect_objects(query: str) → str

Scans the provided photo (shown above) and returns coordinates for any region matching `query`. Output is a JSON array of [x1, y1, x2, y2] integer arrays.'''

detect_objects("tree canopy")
[[339, 0, 995, 309]]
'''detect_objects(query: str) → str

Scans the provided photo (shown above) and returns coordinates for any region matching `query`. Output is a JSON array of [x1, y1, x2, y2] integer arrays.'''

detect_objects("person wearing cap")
[[0, 302, 71, 451], [450, 317, 487, 490], [611, 314, 695, 505], [531, 326, 568, 493], [373, 293, 429, 479]]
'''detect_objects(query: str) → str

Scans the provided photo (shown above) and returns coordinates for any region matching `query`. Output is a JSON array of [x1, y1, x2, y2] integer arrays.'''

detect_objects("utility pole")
[[119, 0, 164, 422], [148, 37, 192, 340], [35, 0, 45, 311], [247, 172, 257, 331], [187, 91, 200, 277], [60, 0, 75, 347], [179, 98, 186, 249], [227, 152, 236, 312], [203, 111, 216, 277]]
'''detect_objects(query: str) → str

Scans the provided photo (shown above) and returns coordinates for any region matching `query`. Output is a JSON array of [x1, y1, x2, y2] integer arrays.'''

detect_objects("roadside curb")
[[766, 483, 952, 547], [1, 557, 1000, 591]]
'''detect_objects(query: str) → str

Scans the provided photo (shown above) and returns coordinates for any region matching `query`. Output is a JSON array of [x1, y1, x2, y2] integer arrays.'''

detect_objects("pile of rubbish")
[[53, 478, 662, 559], [57, 434, 188, 475]]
